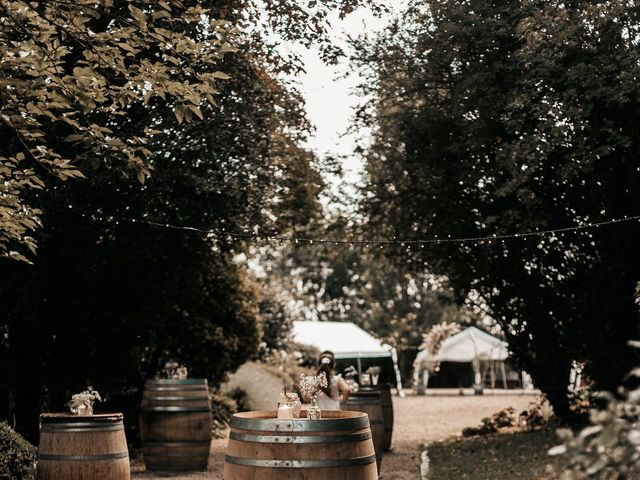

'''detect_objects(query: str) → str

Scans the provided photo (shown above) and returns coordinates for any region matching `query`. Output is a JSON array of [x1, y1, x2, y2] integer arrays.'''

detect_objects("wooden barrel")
[[139, 379, 212, 471], [224, 410, 378, 480], [361, 385, 394, 451], [37, 413, 130, 480], [345, 391, 384, 473]]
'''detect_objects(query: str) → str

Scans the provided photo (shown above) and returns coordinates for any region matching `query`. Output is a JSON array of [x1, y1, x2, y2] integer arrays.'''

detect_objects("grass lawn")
[[427, 429, 566, 480]]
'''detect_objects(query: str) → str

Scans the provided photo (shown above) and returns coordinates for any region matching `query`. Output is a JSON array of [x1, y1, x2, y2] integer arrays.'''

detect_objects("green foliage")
[[0, 0, 235, 259], [354, 0, 640, 420], [0, 6, 327, 442], [548, 285, 640, 478], [462, 402, 553, 437], [462, 407, 516, 437], [519, 400, 555, 432], [265, 231, 472, 383], [210, 392, 238, 426], [267, 233, 467, 348], [0, 0, 385, 443], [227, 388, 250, 413], [0, 422, 36, 480], [549, 390, 640, 479], [259, 297, 293, 356], [289, 342, 321, 369]]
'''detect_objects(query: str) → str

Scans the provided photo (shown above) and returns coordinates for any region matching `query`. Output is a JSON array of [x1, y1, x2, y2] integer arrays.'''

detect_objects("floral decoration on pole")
[[414, 322, 460, 394]]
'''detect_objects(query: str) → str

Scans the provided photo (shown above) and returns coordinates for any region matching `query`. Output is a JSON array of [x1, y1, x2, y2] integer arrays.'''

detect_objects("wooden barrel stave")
[[360, 384, 394, 451], [223, 410, 378, 480], [140, 379, 212, 471], [224, 464, 375, 480], [37, 413, 130, 480], [345, 391, 385, 473]]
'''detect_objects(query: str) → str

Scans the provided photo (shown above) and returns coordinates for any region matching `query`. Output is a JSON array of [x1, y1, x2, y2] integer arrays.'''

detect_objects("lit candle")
[[277, 404, 294, 419]]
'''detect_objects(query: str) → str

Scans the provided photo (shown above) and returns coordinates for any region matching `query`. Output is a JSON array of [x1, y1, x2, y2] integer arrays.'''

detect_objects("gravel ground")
[[132, 389, 541, 480]]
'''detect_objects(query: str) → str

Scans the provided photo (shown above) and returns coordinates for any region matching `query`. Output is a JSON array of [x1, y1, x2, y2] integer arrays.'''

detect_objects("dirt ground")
[[132, 389, 541, 480]]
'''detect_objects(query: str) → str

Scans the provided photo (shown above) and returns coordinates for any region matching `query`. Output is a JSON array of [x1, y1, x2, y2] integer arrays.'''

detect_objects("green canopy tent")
[[292, 321, 405, 396]]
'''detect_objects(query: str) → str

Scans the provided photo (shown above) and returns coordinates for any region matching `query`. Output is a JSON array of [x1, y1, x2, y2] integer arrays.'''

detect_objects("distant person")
[[315, 351, 350, 410]]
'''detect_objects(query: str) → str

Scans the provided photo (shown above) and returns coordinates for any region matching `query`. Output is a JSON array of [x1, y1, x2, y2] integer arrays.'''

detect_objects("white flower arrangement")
[[164, 361, 188, 380], [298, 372, 328, 398], [279, 392, 301, 405], [366, 366, 381, 385], [70, 387, 101, 415], [343, 366, 358, 378]]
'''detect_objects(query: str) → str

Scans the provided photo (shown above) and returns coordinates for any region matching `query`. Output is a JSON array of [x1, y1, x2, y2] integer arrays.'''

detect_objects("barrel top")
[[145, 378, 208, 385], [230, 410, 370, 432], [39, 413, 123, 423], [348, 390, 382, 399], [359, 384, 392, 391]]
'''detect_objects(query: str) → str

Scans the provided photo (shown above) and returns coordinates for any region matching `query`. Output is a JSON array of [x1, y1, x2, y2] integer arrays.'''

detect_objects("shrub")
[[0, 422, 36, 480], [289, 342, 320, 369], [228, 388, 250, 413], [462, 407, 516, 437], [519, 400, 555, 431], [462, 417, 498, 437], [220, 362, 291, 411], [549, 390, 640, 479], [568, 387, 593, 417], [548, 287, 640, 479], [210, 392, 238, 426]]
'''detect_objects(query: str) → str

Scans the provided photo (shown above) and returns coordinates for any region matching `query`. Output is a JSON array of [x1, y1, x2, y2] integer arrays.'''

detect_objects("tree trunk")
[[9, 317, 42, 443], [530, 357, 573, 424]]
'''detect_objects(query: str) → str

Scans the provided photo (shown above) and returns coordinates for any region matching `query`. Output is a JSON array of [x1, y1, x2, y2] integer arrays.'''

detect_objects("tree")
[[355, 0, 640, 420], [0, 0, 386, 442], [262, 216, 470, 382], [0, 0, 235, 259]]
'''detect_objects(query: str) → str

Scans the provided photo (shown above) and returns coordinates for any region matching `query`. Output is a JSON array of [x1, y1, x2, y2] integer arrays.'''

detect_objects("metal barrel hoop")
[[140, 406, 211, 412], [230, 415, 370, 433], [224, 454, 377, 469], [38, 451, 129, 462], [229, 431, 372, 444]]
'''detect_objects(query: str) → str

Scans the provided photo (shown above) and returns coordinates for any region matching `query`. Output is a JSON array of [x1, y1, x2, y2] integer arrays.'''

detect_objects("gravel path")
[[382, 390, 540, 480], [132, 389, 541, 480]]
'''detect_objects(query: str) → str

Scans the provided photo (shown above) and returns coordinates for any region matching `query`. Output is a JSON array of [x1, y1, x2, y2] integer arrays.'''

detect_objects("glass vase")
[[306, 395, 321, 419]]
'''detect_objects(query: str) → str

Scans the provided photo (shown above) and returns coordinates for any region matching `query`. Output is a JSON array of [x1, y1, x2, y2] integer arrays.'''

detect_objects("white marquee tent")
[[415, 326, 510, 390], [292, 321, 404, 395], [432, 326, 508, 363]]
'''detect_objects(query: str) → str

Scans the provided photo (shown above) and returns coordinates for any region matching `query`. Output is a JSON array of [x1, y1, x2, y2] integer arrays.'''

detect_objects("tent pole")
[[472, 358, 483, 395], [490, 360, 496, 391], [501, 362, 508, 389], [391, 347, 405, 398], [357, 356, 362, 380]]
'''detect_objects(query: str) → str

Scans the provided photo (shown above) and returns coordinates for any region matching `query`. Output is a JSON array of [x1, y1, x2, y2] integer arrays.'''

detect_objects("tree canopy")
[[355, 0, 640, 419], [261, 215, 473, 381], [0, 0, 383, 441], [0, 0, 238, 260]]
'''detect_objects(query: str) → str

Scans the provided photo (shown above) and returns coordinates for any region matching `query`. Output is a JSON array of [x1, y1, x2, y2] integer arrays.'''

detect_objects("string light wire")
[[122, 214, 640, 246]]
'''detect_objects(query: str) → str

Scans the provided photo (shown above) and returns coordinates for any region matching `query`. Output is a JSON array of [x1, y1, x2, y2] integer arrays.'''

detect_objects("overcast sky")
[[287, 8, 392, 189]]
